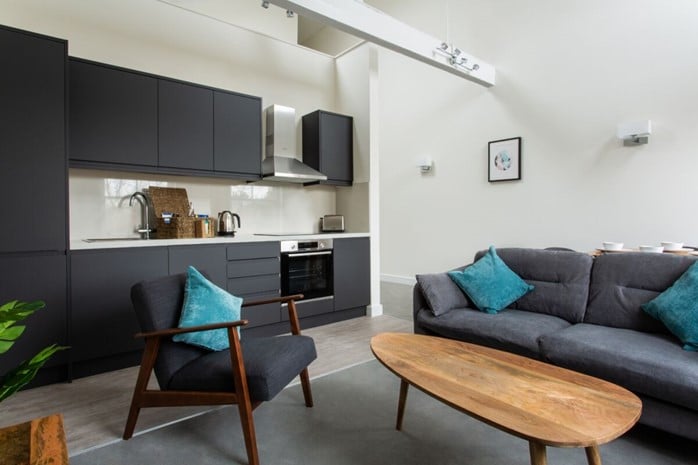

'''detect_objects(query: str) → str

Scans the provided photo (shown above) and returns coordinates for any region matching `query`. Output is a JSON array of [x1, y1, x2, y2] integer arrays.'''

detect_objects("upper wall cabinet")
[[158, 80, 214, 172], [214, 91, 262, 176], [0, 26, 66, 253], [302, 110, 354, 186], [69, 59, 158, 168], [68, 58, 262, 180]]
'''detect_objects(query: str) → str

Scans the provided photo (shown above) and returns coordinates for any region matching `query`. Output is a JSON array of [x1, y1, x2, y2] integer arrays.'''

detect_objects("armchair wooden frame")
[[123, 294, 313, 465]]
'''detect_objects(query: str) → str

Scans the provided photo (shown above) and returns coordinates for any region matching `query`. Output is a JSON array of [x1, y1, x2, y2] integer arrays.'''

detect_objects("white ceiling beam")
[[268, 0, 495, 87]]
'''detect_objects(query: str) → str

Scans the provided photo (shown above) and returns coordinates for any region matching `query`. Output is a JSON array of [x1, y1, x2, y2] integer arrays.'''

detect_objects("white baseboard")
[[380, 274, 416, 286], [367, 303, 383, 317]]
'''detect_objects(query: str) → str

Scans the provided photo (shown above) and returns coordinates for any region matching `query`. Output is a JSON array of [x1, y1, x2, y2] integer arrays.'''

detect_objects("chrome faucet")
[[129, 192, 151, 239]]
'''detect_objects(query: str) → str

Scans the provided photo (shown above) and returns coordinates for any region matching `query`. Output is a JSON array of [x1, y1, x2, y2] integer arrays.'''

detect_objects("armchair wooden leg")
[[238, 398, 260, 465], [123, 337, 160, 440], [300, 368, 314, 407]]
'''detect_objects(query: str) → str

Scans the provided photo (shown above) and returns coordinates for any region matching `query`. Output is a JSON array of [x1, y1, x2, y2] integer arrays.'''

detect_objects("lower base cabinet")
[[0, 254, 68, 386], [70, 247, 168, 376]]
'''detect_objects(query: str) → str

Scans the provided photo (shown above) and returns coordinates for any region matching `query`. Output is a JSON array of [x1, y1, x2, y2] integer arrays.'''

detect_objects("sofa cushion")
[[642, 261, 698, 351], [584, 253, 698, 333], [415, 307, 571, 360], [540, 324, 698, 411], [473, 248, 593, 323], [416, 268, 470, 316], [449, 246, 534, 314]]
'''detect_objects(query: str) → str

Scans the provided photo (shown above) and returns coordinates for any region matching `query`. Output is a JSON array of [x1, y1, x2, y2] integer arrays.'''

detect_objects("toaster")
[[321, 215, 345, 232]]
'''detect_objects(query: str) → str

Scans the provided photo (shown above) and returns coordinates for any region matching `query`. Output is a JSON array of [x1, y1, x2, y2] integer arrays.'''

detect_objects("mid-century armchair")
[[123, 272, 316, 465]]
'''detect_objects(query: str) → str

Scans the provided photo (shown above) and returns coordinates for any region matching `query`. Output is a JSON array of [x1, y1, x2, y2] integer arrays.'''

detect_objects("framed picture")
[[488, 137, 521, 182]]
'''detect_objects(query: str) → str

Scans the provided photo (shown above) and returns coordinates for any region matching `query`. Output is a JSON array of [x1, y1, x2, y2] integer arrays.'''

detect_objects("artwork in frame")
[[488, 137, 522, 182]]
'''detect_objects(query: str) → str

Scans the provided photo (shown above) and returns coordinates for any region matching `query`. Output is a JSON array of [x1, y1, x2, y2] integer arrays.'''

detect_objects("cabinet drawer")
[[226, 242, 278, 260], [228, 274, 279, 295], [241, 292, 282, 329], [227, 257, 278, 278], [282, 297, 334, 320]]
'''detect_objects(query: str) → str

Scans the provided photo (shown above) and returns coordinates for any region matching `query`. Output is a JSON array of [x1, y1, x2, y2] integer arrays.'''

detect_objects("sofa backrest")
[[474, 248, 593, 323], [584, 252, 698, 333]]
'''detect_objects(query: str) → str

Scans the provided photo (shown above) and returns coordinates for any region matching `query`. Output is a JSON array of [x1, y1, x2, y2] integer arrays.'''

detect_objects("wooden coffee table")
[[370, 333, 641, 465]]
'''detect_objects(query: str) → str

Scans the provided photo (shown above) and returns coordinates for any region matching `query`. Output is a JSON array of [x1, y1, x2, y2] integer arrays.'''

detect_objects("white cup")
[[602, 242, 623, 251], [660, 241, 683, 251], [639, 245, 664, 253]]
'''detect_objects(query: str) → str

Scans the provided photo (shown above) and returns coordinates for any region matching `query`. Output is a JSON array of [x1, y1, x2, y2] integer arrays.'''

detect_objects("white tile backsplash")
[[69, 169, 337, 239]]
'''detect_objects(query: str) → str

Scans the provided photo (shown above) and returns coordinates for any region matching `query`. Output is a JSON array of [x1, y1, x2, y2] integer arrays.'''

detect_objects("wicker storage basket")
[[148, 186, 196, 239]]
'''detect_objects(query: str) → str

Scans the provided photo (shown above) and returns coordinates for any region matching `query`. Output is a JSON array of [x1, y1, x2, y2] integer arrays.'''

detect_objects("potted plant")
[[0, 300, 68, 465]]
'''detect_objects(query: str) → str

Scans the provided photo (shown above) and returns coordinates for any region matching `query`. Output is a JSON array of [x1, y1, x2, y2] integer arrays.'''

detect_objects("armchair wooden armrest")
[[241, 294, 304, 307], [135, 320, 248, 339]]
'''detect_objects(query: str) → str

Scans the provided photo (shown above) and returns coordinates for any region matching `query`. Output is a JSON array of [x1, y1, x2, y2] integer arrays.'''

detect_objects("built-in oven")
[[280, 239, 333, 301]]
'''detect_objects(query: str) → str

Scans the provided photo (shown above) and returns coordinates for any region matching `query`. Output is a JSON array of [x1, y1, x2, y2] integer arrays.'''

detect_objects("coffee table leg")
[[396, 379, 409, 431], [529, 441, 547, 465], [585, 445, 602, 465]]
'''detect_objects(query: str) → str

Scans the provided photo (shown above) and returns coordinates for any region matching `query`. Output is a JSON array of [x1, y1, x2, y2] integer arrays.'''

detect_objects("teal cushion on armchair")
[[448, 246, 534, 314], [172, 266, 243, 351], [642, 261, 698, 351]]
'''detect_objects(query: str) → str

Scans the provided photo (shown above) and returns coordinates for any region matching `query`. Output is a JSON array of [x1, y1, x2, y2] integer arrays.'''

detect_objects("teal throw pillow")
[[447, 246, 534, 314], [173, 266, 243, 351], [641, 261, 698, 351]]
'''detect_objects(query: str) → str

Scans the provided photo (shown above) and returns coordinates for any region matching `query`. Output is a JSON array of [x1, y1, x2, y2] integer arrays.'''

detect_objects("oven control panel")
[[281, 239, 333, 253]]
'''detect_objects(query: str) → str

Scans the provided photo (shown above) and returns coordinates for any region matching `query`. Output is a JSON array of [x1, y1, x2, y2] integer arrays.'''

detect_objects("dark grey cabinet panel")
[[227, 275, 280, 296], [0, 254, 68, 374], [70, 248, 168, 362], [226, 242, 279, 260], [158, 80, 214, 171], [302, 110, 353, 186], [281, 297, 333, 321], [333, 237, 370, 311], [240, 291, 282, 328], [168, 244, 227, 289], [0, 27, 66, 253], [69, 59, 157, 167], [214, 91, 262, 177], [227, 258, 278, 278]]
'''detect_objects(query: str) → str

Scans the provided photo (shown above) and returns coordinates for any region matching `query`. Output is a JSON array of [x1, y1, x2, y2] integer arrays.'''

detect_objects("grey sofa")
[[413, 248, 698, 440]]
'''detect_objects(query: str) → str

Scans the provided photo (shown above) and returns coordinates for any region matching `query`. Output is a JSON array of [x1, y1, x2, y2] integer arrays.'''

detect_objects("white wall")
[[374, 0, 698, 279], [0, 0, 342, 239]]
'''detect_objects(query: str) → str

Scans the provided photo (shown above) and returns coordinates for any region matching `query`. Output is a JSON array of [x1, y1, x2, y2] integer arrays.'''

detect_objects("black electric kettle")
[[217, 211, 240, 236]]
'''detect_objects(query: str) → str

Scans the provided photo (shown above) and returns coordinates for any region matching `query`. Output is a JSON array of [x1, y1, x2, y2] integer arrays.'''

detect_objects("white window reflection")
[[104, 178, 168, 207], [230, 185, 271, 200]]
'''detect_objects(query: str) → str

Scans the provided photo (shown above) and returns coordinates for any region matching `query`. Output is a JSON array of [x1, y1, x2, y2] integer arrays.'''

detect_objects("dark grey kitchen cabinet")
[[226, 242, 281, 329], [69, 59, 158, 167], [333, 237, 370, 312], [0, 254, 68, 385], [70, 247, 168, 369], [214, 91, 262, 177], [0, 26, 66, 253], [168, 244, 227, 289], [302, 110, 353, 186], [158, 79, 214, 171]]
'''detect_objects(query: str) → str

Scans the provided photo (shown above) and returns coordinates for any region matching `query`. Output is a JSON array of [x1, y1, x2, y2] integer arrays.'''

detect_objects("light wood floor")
[[0, 296, 413, 455]]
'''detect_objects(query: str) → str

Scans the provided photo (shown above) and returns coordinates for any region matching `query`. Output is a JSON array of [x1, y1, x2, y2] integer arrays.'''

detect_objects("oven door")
[[281, 250, 333, 301]]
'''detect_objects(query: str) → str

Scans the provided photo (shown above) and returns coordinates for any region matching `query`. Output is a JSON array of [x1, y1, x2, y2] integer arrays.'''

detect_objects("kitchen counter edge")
[[70, 233, 370, 250]]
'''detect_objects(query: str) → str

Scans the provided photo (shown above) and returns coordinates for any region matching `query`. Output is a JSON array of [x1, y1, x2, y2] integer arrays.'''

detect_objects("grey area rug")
[[72, 361, 698, 465]]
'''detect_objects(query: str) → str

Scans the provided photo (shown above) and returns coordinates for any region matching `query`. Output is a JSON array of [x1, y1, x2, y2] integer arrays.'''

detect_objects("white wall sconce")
[[416, 156, 433, 173], [617, 120, 652, 146]]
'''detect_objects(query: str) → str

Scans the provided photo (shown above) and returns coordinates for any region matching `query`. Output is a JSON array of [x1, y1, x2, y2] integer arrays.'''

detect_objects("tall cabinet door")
[[333, 237, 370, 311], [214, 91, 262, 177], [69, 59, 158, 167], [0, 27, 66, 253], [158, 79, 214, 171]]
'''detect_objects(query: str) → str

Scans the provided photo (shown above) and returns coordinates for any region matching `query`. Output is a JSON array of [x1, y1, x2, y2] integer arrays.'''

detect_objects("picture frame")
[[488, 137, 522, 182]]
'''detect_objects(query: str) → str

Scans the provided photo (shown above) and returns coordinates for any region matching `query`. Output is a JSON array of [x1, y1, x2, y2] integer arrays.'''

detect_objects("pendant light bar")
[[267, 0, 495, 87]]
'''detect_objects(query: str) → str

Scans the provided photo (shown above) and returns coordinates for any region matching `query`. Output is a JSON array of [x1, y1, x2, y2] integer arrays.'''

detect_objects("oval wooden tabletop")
[[370, 332, 642, 448]]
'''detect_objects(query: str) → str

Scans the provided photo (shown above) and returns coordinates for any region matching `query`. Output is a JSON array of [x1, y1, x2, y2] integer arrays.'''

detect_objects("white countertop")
[[70, 232, 370, 250]]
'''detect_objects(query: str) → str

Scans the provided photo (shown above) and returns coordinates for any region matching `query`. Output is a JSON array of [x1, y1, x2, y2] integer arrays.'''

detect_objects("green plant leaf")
[[0, 325, 26, 341], [0, 344, 68, 403]]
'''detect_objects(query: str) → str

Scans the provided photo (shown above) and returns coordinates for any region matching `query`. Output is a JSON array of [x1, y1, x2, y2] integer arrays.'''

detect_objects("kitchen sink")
[[83, 237, 147, 243]]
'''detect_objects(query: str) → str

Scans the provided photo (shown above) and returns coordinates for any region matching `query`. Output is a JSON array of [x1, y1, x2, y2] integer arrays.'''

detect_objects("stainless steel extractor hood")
[[262, 104, 327, 183]]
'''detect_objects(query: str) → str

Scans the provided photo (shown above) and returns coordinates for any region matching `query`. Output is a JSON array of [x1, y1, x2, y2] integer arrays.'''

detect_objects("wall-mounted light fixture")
[[617, 120, 652, 146], [416, 156, 433, 173], [434, 42, 479, 73], [261, 1, 270, 8]]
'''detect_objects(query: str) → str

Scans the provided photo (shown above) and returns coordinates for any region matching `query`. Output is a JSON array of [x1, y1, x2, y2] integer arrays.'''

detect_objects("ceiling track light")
[[286, 9, 295, 17], [434, 42, 479, 73], [261, 1, 269, 8]]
